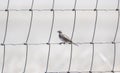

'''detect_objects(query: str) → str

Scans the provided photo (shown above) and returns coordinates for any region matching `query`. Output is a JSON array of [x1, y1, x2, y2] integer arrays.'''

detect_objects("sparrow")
[[57, 30, 78, 46]]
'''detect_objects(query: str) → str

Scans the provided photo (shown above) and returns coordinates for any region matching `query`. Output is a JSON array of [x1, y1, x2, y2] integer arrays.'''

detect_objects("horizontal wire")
[[46, 71, 120, 73], [0, 9, 119, 11], [0, 42, 120, 46]]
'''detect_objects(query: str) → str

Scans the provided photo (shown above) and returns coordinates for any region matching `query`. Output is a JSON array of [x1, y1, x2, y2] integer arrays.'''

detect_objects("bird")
[[57, 30, 78, 46]]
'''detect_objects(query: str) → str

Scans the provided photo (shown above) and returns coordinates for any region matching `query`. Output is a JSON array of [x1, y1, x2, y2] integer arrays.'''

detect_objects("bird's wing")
[[60, 33, 79, 46], [61, 33, 72, 42]]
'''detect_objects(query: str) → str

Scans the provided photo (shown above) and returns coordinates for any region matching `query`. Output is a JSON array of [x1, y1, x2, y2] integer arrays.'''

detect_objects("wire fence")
[[0, 0, 120, 73]]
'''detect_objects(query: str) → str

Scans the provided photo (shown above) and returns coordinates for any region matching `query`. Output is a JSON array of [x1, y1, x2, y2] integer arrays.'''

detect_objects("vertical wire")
[[45, 9, 55, 73], [112, 43, 116, 72], [68, 0, 77, 72], [25, 11, 33, 43], [23, 45, 29, 73], [73, 0, 77, 9], [25, 0, 34, 43], [6, 0, 10, 10], [1, 0, 10, 73], [48, 0, 55, 43], [111, 0, 120, 72], [52, 0, 55, 10], [23, 0, 34, 73], [3, 2, 10, 44], [113, 0, 120, 42], [89, 43, 95, 72], [91, 1, 98, 42], [89, 0, 98, 72], [30, 0, 34, 10], [89, 11, 98, 72], [1, 45, 6, 73], [45, 0, 55, 73]]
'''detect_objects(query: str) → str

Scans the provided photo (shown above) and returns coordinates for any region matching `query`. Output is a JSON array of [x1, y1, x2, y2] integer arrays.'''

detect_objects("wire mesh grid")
[[0, 0, 120, 73]]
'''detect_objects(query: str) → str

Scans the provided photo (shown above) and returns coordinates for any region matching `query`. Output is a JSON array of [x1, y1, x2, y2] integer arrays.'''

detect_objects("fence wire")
[[111, 0, 120, 72], [45, 0, 55, 73], [89, 0, 98, 72], [67, 0, 77, 73], [22, 0, 34, 72], [1, 0, 10, 73], [0, 0, 120, 73]]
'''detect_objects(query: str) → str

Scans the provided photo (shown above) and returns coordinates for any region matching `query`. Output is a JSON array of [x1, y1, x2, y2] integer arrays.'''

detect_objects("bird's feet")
[[59, 42, 65, 45]]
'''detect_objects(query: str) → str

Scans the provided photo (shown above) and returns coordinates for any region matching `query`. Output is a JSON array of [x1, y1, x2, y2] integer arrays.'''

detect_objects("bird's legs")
[[59, 42, 66, 45]]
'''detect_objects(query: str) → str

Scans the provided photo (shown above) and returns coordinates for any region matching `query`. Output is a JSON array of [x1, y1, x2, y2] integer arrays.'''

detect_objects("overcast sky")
[[0, 0, 120, 73]]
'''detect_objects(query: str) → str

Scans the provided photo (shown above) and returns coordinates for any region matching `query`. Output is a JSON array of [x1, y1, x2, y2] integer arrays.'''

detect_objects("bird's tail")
[[71, 42, 79, 46]]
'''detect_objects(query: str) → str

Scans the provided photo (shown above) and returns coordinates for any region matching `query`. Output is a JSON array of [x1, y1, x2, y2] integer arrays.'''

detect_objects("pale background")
[[0, 0, 120, 73]]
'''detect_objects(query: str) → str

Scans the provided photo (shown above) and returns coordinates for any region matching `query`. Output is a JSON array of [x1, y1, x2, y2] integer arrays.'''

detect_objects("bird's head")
[[57, 30, 62, 34]]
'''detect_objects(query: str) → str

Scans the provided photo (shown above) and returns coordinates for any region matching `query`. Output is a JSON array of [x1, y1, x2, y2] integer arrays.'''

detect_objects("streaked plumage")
[[57, 30, 78, 46]]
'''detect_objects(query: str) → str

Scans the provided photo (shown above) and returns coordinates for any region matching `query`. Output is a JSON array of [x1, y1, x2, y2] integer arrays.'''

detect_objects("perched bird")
[[57, 30, 78, 46]]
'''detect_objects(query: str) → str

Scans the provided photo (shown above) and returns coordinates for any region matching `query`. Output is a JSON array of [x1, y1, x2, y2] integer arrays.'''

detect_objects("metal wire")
[[68, 0, 77, 72], [89, 0, 98, 72], [1, 0, 10, 73], [1, 46, 6, 73], [113, 2, 120, 42], [45, 0, 55, 73], [25, 3, 34, 43], [22, 0, 34, 73], [23, 45, 29, 73], [111, 43, 116, 72], [111, 0, 120, 72], [0, 9, 120, 11], [2, 8, 9, 44], [0, 42, 120, 46], [47, 71, 120, 73], [0, 0, 120, 73]]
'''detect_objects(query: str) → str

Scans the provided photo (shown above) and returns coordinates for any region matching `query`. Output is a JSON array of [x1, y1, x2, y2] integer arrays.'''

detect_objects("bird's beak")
[[57, 30, 62, 33], [57, 31, 60, 33]]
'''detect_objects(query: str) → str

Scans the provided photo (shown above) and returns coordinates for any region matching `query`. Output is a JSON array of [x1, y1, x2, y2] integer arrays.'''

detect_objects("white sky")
[[0, 0, 120, 73]]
